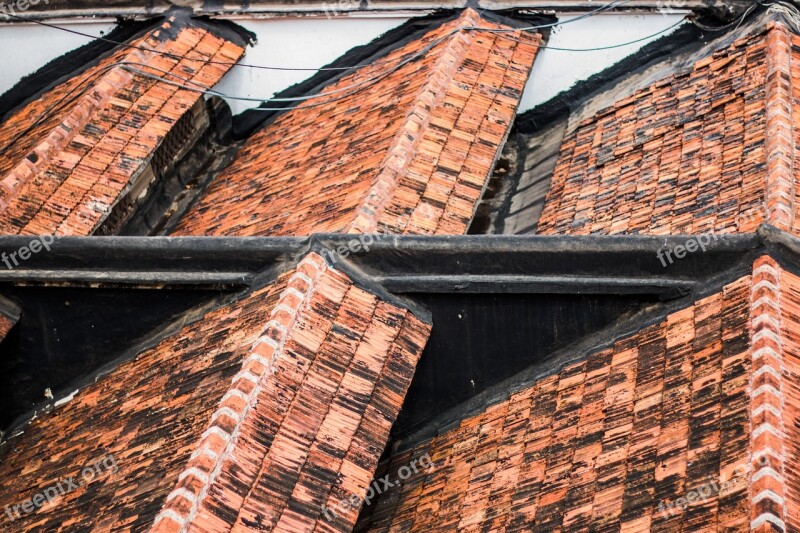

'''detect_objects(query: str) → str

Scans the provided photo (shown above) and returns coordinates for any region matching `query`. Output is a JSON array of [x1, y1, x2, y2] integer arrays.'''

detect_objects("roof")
[[5, 3, 800, 533], [0, 10, 246, 236], [357, 254, 800, 531], [534, 20, 799, 237], [0, 252, 431, 531], [171, 9, 541, 237]]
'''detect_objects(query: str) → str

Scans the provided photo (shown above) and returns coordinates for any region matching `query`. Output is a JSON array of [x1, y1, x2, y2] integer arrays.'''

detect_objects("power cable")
[[1, 0, 632, 72]]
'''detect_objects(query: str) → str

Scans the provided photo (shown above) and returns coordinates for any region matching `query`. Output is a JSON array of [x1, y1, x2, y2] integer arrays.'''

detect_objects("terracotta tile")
[[537, 27, 787, 236], [0, 254, 431, 532], [361, 258, 800, 531], [0, 19, 245, 236], [173, 9, 541, 238]]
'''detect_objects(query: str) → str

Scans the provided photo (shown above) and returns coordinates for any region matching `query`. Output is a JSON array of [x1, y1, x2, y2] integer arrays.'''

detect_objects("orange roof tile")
[[358, 255, 800, 532], [0, 253, 430, 531], [172, 9, 541, 237], [535, 23, 800, 236], [0, 14, 245, 236]]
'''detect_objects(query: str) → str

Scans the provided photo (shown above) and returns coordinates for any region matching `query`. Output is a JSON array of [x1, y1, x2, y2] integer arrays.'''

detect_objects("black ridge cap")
[[0, 241, 433, 445], [391, 250, 760, 451], [0, 6, 254, 125], [2, 226, 794, 445], [0, 232, 762, 291], [309, 238, 433, 324], [231, 8, 555, 138], [513, 3, 769, 133], [388, 226, 800, 450]]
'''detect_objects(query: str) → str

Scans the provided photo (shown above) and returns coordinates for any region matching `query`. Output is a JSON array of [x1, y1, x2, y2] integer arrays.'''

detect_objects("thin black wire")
[[0, 0, 760, 157], [488, 18, 685, 52], [1, 0, 631, 72], [690, 0, 760, 32], [78, 19, 692, 108]]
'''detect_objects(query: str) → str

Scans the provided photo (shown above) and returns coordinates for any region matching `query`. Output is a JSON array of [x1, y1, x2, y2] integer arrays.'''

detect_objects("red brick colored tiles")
[[764, 23, 796, 233], [0, 269, 288, 530], [172, 9, 540, 237], [0, 18, 245, 236], [356, 23, 541, 236], [749, 256, 786, 532], [361, 275, 753, 531], [777, 262, 800, 531], [0, 312, 16, 341], [790, 34, 800, 236], [152, 253, 431, 533], [537, 28, 771, 236], [749, 256, 800, 532]]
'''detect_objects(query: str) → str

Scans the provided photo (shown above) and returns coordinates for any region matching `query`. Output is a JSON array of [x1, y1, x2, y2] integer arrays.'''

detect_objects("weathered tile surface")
[[172, 9, 540, 237], [0, 15, 245, 236], [359, 259, 800, 532], [0, 253, 431, 532], [536, 25, 790, 236]]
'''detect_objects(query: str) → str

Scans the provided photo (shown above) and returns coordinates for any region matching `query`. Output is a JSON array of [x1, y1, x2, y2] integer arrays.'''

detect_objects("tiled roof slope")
[[0, 14, 245, 236], [172, 9, 541, 237], [536, 21, 800, 236], [0, 296, 19, 345], [358, 257, 800, 532], [0, 253, 431, 532]]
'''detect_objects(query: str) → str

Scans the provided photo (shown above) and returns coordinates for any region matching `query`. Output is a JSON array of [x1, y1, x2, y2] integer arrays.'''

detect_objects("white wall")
[[0, 22, 116, 96], [213, 17, 409, 115], [0, 13, 686, 116], [520, 13, 686, 111]]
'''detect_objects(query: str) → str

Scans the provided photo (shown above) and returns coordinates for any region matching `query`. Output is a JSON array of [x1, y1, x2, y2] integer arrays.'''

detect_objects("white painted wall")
[[520, 13, 686, 111], [0, 12, 686, 116], [213, 17, 409, 115], [0, 21, 116, 96]]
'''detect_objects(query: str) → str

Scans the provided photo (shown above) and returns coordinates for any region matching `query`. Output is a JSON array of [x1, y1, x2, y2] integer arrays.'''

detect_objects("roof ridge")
[[346, 8, 483, 234], [764, 21, 796, 233], [151, 252, 330, 532], [748, 255, 789, 531], [0, 19, 175, 213]]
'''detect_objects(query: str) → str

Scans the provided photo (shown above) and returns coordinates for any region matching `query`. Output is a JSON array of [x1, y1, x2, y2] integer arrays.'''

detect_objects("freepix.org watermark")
[[657, 455, 769, 519], [322, 0, 358, 18], [322, 453, 435, 522], [0, 0, 49, 19], [0, 200, 110, 270], [656, 205, 763, 267], [4, 453, 118, 523], [320, 205, 437, 265]]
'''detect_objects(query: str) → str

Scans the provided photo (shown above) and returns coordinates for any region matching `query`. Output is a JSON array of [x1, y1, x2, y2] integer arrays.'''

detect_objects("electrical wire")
[[1, 0, 632, 73], [0, 14, 692, 148], [487, 18, 686, 52], [0, 0, 760, 152], [690, 0, 760, 32], [46, 17, 690, 111]]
